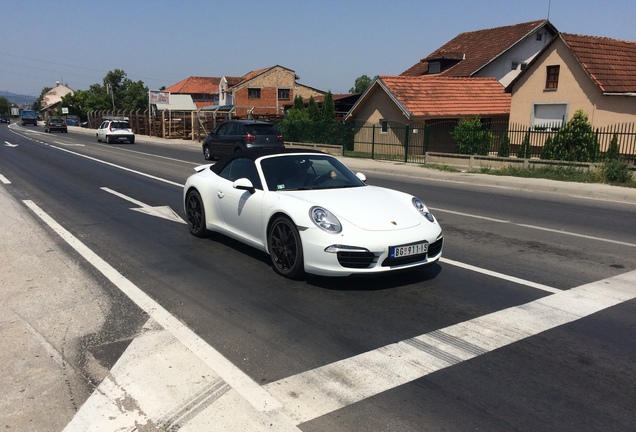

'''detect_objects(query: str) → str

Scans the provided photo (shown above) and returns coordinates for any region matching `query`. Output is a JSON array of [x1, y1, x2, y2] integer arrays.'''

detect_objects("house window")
[[380, 119, 388, 133], [278, 89, 290, 100], [511, 61, 520, 71], [248, 88, 261, 99], [536, 32, 543, 41], [545, 65, 560, 90], [533, 103, 567, 130], [428, 62, 441, 74]]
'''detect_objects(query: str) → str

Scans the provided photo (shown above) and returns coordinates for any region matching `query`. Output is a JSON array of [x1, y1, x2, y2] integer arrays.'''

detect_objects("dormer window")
[[536, 32, 543, 41], [428, 61, 441, 74]]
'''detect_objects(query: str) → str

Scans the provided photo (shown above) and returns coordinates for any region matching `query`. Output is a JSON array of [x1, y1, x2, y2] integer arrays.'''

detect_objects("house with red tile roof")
[[166, 66, 324, 119], [345, 75, 510, 154], [344, 20, 555, 154], [506, 33, 636, 130], [402, 20, 557, 87], [164, 76, 220, 109]]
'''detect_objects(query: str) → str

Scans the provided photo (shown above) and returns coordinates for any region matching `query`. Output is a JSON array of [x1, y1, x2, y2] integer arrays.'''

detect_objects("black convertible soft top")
[[210, 148, 326, 175]]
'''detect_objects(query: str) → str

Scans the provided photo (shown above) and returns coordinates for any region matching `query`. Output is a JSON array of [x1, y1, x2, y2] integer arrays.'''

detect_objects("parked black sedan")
[[202, 120, 284, 160], [44, 117, 67, 133]]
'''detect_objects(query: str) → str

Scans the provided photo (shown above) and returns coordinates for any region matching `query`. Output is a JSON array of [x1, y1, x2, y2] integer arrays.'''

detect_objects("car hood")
[[282, 186, 427, 231]]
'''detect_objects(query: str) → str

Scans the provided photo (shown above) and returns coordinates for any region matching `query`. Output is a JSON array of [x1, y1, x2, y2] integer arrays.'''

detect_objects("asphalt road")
[[1, 122, 635, 431]]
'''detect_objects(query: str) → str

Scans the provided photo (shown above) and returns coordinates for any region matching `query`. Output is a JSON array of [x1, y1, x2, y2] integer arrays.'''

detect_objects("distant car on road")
[[96, 119, 135, 144], [0, 115, 9, 124], [44, 117, 67, 133], [202, 120, 284, 160]]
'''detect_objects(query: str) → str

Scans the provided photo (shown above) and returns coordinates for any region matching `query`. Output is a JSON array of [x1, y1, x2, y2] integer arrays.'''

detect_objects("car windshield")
[[112, 121, 130, 129], [260, 154, 366, 191]]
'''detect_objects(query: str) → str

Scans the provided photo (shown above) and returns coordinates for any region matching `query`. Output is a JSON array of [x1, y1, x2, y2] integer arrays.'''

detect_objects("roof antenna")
[[547, 0, 551, 20]]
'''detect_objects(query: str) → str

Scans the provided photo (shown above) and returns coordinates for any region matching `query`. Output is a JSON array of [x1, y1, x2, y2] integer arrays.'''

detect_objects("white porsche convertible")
[[184, 149, 443, 278]]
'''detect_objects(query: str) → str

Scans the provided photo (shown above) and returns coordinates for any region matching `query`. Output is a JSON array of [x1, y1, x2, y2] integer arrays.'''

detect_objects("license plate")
[[390, 241, 428, 258]]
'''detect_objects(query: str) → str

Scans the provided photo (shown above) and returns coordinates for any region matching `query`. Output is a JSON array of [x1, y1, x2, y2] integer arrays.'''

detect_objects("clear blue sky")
[[1, 0, 634, 97]]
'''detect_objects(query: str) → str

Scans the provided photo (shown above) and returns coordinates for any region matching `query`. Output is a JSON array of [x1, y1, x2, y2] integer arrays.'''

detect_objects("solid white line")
[[0, 174, 10, 184], [101, 186, 147, 208], [440, 257, 561, 293], [51, 145, 184, 187], [431, 207, 636, 248], [23, 199, 281, 413], [264, 269, 636, 425]]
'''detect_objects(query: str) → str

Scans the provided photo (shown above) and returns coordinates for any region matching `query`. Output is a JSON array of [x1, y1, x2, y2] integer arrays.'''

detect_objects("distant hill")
[[0, 91, 36, 107]]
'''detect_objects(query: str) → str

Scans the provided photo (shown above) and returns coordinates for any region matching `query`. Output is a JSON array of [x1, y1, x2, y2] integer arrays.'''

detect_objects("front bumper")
[[299, 224, 443, 277]]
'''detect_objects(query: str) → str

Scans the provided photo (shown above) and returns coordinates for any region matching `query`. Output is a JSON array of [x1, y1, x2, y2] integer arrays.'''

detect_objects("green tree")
[[322, 91, 335, 122], [307, 96, 321, 121], [451, 117, 493, 155], [0, 96, 9, 115], [349, 75, 377, 93]]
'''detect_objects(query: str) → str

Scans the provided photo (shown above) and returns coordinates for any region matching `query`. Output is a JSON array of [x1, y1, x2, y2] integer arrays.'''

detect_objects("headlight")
[[412, 197, 436, 223], [310, 206, 342, 233]]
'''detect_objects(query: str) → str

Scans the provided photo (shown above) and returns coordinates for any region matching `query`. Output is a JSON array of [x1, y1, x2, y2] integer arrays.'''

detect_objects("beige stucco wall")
[[42, 83, 74, 107], [351, 85, 409, 124], [509, 38, 636, 127]]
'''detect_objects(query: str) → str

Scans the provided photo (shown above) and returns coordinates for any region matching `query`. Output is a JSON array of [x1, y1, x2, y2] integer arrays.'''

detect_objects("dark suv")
[[202, 120, 284, 160]]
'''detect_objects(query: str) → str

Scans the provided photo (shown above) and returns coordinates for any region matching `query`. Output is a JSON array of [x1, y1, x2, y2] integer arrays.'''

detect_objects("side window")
[[219, 159, 262, 189], [99, 121, 108, 129], [216, 123, 229, 136]]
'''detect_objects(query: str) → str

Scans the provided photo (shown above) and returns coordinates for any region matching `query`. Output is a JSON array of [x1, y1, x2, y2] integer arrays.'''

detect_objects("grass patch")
[[474, 165, 636, 187]]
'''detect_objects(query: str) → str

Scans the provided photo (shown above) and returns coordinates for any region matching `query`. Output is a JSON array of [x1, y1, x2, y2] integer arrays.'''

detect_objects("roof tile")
[[561, 33, 636, 93], [402, 20, 551, 77], [380, 75, 510, 117]]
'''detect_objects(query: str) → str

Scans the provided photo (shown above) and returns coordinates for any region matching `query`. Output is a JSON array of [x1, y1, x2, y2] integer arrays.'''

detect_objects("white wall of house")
[[478, 28, 554, 87]]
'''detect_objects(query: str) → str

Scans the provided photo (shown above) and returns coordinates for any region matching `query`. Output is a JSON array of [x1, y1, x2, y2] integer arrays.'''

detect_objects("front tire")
[[268, 216, 304, 278], [185, 190, 208, 238]]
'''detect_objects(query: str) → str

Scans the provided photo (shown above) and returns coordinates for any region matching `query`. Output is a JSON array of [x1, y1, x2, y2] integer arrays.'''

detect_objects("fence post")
[[404, 124, 410, 163], [371, 124, 376, 160]]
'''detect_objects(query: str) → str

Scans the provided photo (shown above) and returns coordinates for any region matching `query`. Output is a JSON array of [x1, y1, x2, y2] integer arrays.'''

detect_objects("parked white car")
[[96, 119, 135, 144]]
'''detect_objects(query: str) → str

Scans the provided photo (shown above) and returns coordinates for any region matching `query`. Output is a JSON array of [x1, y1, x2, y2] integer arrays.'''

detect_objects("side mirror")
[[356, 172, 367, 183], [233, 177, 256, 194]]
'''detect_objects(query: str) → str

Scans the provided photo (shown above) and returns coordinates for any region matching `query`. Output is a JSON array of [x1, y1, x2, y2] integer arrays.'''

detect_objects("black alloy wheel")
[[203, 144, 212, 160], [185, 190, 208, 237], [268, 216, 304, 278]]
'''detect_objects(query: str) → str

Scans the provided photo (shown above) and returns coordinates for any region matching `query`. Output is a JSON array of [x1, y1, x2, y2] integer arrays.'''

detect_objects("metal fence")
[[344, 120, 636, 163]]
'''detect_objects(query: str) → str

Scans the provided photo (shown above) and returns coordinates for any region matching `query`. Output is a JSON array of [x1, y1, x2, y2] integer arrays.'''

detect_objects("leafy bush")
[[451, 117, 493, 155], [540, 110, 599, 162], [497, 133, 510, 157], [601, 133, 631, 183], [517, 131, 531, 159]]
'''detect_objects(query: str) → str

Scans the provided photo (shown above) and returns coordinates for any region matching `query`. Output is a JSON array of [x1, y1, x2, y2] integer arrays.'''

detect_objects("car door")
[[97, 121, 108, 141], [214, 158, 265, 248], [210, 123, 234, 156]]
